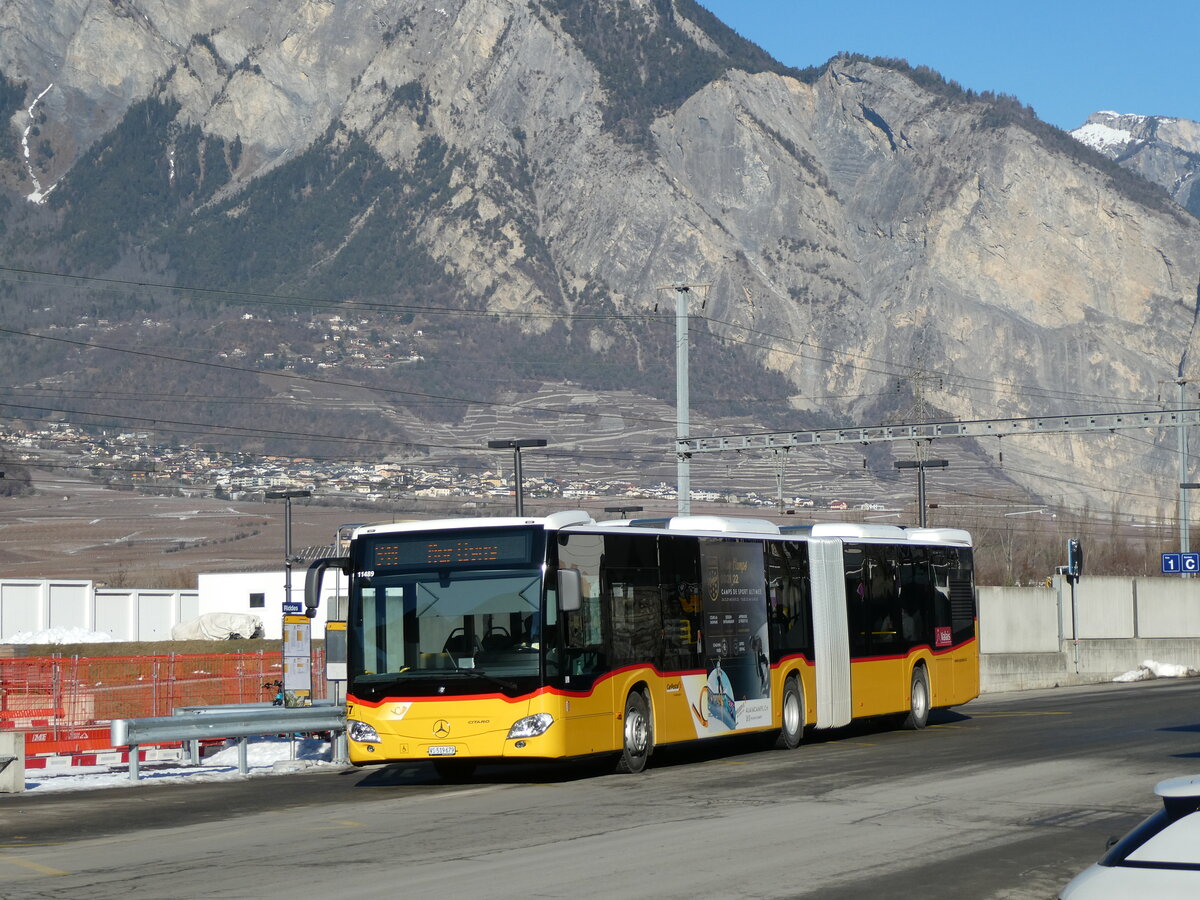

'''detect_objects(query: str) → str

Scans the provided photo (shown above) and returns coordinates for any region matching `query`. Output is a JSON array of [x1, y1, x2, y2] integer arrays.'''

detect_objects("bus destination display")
[[370, 529, 533, 569]]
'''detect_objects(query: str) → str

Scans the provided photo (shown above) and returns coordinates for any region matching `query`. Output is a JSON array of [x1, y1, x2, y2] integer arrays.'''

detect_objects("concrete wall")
[[1067, 576, 1138, 639], [979, 576, 1200, 692], [1139, 579, 1200, 637], [979, 586, 1059, 653]]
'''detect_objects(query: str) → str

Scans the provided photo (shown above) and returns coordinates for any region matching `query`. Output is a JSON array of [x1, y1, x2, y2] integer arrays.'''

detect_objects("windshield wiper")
[[462, 669, 519, 692], [361, 668, 518, 693]]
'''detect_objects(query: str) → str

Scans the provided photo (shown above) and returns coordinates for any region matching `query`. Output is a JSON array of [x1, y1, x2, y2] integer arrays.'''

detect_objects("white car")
[[1061, 775, 1200, 898]]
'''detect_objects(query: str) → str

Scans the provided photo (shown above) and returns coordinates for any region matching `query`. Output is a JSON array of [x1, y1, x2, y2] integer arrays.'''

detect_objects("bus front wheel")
[[616, 691, 653, 774], [777, 675, 805, 749], [902, 667, 930, 730]]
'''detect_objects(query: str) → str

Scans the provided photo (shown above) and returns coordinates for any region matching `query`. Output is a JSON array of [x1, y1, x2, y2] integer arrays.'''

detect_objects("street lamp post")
[[266, 489, 312, 706], [266, 489, 312, 606], [894, 459, 948, 527], [487, 439, 547, 516]]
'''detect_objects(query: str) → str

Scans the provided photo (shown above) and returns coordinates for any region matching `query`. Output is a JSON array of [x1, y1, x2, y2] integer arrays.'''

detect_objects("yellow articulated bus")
[[304, 511, 978, 778]]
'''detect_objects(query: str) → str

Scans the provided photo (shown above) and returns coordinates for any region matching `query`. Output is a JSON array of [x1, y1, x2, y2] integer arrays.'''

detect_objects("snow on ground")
[[1113, 659, 1200, 683], [2, 627, 116, 644], [21, 736, 337, 793]]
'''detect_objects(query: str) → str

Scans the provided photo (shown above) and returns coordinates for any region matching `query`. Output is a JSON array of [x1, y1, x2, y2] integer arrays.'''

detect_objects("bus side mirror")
[[558, 569, 582, 612], [305, 556, 350, 617]]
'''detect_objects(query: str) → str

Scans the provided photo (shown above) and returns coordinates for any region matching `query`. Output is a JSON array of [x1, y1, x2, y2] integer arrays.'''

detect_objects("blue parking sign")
[[1163, 553, 1182, 573]]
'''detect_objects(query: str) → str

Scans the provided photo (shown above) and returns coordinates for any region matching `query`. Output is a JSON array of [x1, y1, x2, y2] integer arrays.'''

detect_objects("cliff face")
[[2, 0, 1199, 514]]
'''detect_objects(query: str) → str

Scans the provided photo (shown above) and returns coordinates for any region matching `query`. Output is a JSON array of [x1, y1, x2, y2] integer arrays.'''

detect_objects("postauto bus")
[[304, 510, 978, 778]]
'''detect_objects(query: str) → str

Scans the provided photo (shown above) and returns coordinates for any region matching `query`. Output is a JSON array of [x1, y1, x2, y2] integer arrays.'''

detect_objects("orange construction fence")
[[0, 650, 327, 757]]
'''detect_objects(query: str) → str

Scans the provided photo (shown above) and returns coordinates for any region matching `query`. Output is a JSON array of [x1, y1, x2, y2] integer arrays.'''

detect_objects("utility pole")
[[894, 356, 944, 520], [658, 281, 710, 515], [1179, 380, 1192, 556], [776, 451, 786, 512]]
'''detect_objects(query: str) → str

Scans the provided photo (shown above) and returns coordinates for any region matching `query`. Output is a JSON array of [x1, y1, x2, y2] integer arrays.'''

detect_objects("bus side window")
[[896, 546, 932, 649], [929, 548, 958, 643], [556, 533, 606, 679], [564, 593, 606, 676], [598, 533, 662, 671], [867, 548, 902, 653], [844, 546, 870, 657], [949, 548, 977, 644], [766, 540, 813, 661], [659, 535, 702, 671], [845, 544, 901, 656], [605, 571, 661, 670]]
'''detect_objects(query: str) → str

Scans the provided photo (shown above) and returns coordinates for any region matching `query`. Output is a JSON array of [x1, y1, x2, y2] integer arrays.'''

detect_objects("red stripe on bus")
[[850, 637, 976, 664], [349, 655, 820, 707]]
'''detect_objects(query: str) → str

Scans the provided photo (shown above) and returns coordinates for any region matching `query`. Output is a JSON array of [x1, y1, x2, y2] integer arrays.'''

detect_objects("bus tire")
[[615, 690, 653, 774], [433, 759, 477, 782], [777, 675, 805, 750], [902, 666, 930, 730]]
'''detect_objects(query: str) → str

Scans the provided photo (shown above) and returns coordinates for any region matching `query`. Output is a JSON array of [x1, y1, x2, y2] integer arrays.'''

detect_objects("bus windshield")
[[352, 565, 545, 687]]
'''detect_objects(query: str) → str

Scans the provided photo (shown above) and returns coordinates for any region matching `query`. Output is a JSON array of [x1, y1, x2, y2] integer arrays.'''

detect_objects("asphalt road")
[[2, 679, 1198, 899]]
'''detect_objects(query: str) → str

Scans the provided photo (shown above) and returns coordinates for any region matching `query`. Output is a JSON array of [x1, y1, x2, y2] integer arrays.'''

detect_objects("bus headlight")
[[347, 719, 381, 743], [507, 713, 554, 740]]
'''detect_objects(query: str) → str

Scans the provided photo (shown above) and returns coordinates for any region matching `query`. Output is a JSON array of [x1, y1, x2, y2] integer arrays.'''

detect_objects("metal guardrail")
[[172, 700, 338, 715], [110, 705, 346, 781], [169, 701, 343, 766]]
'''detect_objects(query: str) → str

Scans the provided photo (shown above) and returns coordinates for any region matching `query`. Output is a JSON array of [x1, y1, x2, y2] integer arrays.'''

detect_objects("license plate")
[[427, 745, 457, 757]]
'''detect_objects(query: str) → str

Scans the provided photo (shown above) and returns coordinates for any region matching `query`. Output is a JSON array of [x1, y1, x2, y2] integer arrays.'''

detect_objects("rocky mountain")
[[1072, 111, 1200, 218], [1, 0, 1199, 523]]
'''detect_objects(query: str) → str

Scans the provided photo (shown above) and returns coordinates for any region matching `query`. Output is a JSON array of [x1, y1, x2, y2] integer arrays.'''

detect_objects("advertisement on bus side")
[[684, 539, 772, 736]]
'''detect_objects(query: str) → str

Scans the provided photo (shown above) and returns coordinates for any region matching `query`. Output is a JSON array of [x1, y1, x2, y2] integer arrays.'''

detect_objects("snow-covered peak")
[[1070, 110, 1200, 159], [1072, 120, 1137, 153], [1070, 111, 1147, 153], [1067, 110, 1200, 214]]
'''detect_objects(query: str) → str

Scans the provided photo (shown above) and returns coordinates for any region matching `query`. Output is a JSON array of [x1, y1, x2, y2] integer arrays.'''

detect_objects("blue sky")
[[697, 1, 1200, 131]]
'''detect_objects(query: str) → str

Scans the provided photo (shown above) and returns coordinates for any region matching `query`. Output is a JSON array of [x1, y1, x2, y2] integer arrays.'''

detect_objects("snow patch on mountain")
[[22, 82, 58, 204], [1070, 111, 1146, 153], [1072, 120, 1136, 152]]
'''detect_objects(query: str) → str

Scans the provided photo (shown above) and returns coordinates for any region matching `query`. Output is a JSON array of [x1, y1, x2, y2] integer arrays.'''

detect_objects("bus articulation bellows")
[[304, 510, 978, 777]]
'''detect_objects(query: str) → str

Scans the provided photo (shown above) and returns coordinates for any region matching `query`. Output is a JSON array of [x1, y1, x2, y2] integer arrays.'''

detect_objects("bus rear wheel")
[[777, 675, 805, 750], [615, 690, 653, 774], [902, 667, 930, 730]]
